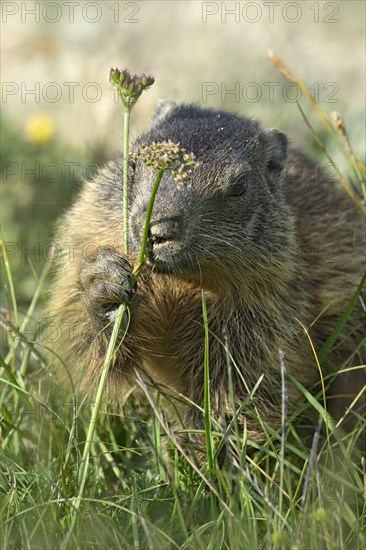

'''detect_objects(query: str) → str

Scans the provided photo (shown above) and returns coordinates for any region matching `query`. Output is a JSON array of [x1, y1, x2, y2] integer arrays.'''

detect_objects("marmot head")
[[129, 102, 295, 287]]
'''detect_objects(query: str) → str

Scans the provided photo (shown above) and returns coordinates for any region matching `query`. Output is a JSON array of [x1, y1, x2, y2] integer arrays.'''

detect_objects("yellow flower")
[[25, 113, 55, 145]]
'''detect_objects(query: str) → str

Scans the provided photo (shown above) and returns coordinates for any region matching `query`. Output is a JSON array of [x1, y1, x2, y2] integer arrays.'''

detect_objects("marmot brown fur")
[[47, 102, 365, 443]]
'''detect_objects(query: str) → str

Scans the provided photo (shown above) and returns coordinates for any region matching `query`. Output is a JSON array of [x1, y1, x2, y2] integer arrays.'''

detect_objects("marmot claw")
[[79, 246, 132, 322]]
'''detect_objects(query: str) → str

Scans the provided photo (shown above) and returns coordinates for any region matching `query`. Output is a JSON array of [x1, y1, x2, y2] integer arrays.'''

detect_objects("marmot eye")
[[228, 175, 248, 197]]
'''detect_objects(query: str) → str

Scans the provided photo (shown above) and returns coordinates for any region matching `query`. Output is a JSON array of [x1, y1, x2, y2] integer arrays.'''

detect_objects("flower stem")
[[123, 106, 131, 254], [131, 168, 164, 285], [61, 306, 127, 549]]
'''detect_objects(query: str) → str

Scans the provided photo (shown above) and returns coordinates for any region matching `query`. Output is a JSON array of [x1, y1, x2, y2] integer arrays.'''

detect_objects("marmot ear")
[[150, 99, 177, 127], [261, 128, 288, 174]]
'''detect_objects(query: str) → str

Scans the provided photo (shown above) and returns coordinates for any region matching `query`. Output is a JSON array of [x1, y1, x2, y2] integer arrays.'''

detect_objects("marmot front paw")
[[79, 247, 132, 323]]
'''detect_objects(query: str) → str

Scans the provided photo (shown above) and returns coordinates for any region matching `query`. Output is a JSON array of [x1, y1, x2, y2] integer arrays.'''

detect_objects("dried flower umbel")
[[110, 67, 155, 110], [130, 140, 199, 186]]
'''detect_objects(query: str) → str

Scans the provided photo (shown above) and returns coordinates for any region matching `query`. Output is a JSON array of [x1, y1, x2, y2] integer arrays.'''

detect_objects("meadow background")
[[1, 1, 365, 548]]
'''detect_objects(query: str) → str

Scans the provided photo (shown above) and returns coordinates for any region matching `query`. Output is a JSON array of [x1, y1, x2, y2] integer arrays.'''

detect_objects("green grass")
[[0, 248, 365, 548]]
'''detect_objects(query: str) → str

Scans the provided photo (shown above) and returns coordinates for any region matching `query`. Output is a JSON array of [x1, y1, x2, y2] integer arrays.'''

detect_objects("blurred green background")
[[1, 0, 365, 308]]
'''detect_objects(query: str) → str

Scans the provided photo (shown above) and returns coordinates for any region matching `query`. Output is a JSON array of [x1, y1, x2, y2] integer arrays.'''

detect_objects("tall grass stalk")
[[61, 306, 126, 548], [0, 231, 19, 326], [269, 50, 366, 217], [201, 289, 214, 471], [278, 350, 287, 528], [3, 246, 54, 369]]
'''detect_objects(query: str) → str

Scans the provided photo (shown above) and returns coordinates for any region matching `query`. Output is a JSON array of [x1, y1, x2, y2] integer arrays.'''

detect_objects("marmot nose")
[[149, 216, 182, 243]]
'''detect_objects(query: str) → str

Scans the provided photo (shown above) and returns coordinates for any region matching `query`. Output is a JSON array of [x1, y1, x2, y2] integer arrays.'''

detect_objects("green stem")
[[4, 247, 53, 367], [123, 106, 131, 254], [78, 308, 126, 486], [0, 231, 19, 326], [278, 350, 287, 528], [130, 169, 164, 285], [61, 306, 126, 549], [202, 289, 214, 471]]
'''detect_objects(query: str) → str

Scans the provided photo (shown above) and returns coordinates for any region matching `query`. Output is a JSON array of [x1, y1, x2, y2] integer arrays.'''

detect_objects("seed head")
[[331, 111, 347, 137], [130, 141, 199, 186], [110, 67, 155, 110]]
